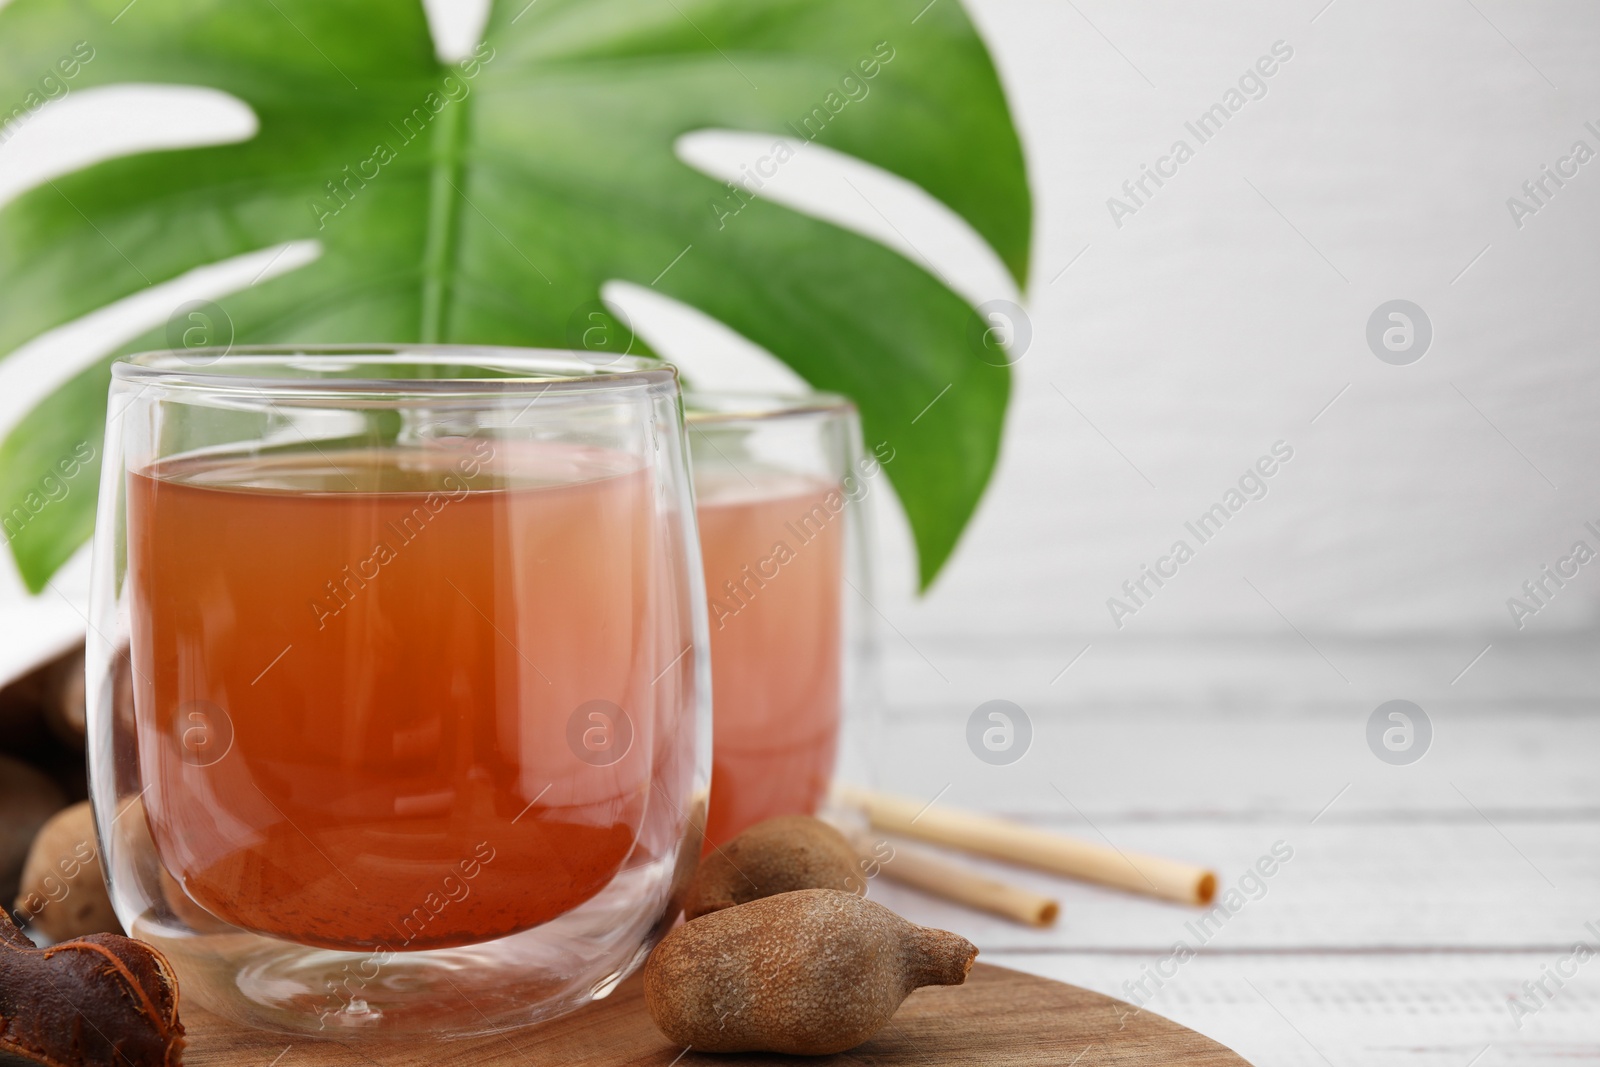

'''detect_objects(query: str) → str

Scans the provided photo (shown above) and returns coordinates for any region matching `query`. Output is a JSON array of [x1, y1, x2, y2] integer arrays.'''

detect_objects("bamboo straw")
[[834, 784, 1216, 906], [853, 833, 1059, 927]]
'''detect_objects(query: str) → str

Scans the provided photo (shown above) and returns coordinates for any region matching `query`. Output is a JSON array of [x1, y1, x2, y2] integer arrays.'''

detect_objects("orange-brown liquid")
[[127, 442, 689, 951], [696, 475, 844, 846]]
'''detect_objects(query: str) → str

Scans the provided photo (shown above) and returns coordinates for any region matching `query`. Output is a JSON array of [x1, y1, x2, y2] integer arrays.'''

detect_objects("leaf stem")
[[419, 91, 470, 342]]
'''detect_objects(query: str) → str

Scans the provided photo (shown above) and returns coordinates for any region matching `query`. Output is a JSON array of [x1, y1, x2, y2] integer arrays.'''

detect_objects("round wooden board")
[[182, 963, 1251, 1065]]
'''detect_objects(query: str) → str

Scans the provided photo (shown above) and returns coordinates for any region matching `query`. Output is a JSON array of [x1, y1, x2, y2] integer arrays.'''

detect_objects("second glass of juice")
[[688, 393, 874, 846]]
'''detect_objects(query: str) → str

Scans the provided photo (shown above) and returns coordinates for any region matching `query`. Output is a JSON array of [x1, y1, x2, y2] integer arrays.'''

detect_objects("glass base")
[[129, 857, 677, 1038]]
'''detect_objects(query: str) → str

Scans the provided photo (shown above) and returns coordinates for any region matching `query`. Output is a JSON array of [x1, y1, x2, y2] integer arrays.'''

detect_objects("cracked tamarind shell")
[[685, 814, 861, 921], [0, 907, 184, 1067], [645, 888, 977, 1055]]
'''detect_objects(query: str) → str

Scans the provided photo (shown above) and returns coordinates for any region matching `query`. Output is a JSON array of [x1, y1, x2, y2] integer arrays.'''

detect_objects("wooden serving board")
[[183, 963, 1251, 1065]]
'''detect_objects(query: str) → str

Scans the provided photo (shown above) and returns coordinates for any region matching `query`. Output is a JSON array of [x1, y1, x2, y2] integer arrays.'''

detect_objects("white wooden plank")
[[868, 637, 1600, 716], [840, 696, 1600, 818], [862, 821, 1600, 952], [976, 952, 1600, 1067]]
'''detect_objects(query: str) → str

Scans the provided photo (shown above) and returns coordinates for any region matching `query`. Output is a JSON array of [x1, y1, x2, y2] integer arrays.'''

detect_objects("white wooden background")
[[844, 638, 1600, 1066], [2, 1, 1597, 1064], [833, 8, 1600, 1061]]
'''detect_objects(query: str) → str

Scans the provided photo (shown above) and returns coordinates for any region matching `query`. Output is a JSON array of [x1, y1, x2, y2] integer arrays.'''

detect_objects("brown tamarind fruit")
[[685, 814, 860, 921], [645, 888, 977, 1055], [15, 800, 119, 941]]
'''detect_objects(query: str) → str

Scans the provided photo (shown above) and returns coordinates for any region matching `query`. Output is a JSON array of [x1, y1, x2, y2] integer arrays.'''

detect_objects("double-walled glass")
[[87, 347, 710, 1037], [686, 393, 878, 847]]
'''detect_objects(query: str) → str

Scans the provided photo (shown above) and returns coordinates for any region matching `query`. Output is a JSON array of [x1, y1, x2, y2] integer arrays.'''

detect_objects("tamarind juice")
[[126, 442, 685, 951], [696, 474, 844, 846]]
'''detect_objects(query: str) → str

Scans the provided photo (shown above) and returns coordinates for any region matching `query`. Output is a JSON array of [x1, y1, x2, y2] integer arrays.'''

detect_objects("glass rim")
[[111, 344, 678, 397], [683, 390, 856, 426]]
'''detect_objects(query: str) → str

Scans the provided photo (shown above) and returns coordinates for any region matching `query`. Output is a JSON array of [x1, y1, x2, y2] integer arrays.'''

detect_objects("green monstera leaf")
[[0, 0, 1029, 592]]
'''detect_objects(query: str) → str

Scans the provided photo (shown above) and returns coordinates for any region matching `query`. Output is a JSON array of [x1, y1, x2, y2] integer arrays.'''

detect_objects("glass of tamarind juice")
[[86, 346, 711, 1037], [686, 393, 878, 848]]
